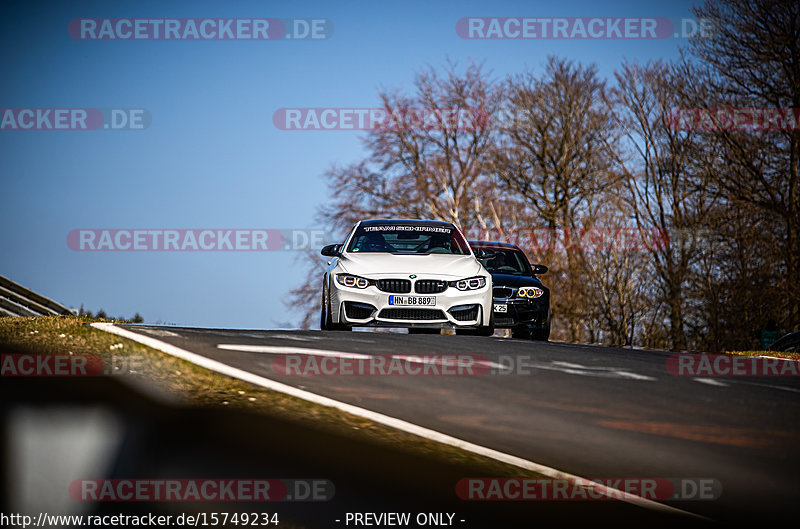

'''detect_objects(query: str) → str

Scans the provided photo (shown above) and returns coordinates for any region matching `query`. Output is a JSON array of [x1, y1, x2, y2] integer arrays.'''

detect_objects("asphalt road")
[[119, 325, 800, 525]]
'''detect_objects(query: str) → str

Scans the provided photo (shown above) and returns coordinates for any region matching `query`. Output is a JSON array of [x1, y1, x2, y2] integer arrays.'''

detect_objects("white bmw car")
[[320, 219, 494, 334]]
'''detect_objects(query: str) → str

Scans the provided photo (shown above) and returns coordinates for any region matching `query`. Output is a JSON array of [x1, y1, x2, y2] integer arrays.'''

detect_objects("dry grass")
[[723, 350, 800, 361]]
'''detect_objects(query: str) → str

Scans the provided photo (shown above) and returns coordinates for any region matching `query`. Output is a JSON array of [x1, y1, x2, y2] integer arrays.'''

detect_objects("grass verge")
[[723, 350, 800, 361], [0, 315, 549, 480]]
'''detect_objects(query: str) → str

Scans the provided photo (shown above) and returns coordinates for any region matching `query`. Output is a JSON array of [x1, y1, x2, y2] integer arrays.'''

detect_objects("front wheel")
[[511, 327, 531, 339], [477, 310, 495, 336], [319, 287, 328, 330], [531, 321, 550, 341], [458, 310, 494, 336], [320, 284, 350, 331], [475, 327, 495, 337]]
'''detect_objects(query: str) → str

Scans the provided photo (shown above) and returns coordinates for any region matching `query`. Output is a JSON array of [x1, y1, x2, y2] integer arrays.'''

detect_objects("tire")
[[531, 321, 550, 341], [320, 282, 350, 331], [319, 286, 328, 330], [474, 310, 495, 336], [476, 324, 495, 337], [456, 309, 494, 336], [511, 327, 531, 339]]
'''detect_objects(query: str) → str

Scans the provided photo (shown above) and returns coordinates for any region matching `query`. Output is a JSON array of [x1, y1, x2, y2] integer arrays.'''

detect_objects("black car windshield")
[[479, 249, 533, 275], [347, 224, 470, 255]]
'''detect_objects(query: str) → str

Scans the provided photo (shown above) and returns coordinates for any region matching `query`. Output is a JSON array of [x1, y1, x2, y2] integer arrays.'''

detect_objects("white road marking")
[[136, 328, 181, 338], [538, 361, 657, 380], [92, 323, 710, 521], [260, 334, 317, 342], [692, 378, 729, 387], [218, 344, 371, 360], [218, 344, 505, 370], [264, 333, 377, 344]]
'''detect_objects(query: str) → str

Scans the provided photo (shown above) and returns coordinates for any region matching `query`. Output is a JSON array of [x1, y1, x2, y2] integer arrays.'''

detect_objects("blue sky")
[[1, 0, 699, 328]]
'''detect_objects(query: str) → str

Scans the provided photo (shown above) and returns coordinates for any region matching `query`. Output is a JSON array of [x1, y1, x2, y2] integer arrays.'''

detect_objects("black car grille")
[[414, 279, 448, 294], [344, 302, 375, 320], [377, 279, 412, 293], [378, 308, 446, 320], [449, 304, 479, 321], [495, 317, 515, 326], [493, 287, 513, 298]]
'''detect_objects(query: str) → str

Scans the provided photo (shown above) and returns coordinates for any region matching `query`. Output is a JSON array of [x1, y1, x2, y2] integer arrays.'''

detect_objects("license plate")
[[494, 303, 508, 313], [389, 295, 435, 306]]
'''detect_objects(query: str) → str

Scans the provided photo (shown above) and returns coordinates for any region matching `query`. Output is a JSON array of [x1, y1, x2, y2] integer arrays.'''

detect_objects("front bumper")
[[490, 290, 549, 330], [330, 279, 493, 328]]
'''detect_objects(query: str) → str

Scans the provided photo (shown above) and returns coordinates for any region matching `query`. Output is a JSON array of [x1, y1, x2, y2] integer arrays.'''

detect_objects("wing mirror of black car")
[[532, 264, 548, 275], [321, 244, 342, 257], [475, 248, 496, 259]]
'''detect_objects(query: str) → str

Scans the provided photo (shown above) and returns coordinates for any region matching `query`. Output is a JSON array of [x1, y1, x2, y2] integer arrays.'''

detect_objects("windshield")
[[478, 249, 532, 275], [346, 224, 470, 255]]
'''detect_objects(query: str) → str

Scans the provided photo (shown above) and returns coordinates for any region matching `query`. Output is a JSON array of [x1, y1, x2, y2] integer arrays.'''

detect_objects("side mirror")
[[532, 264, 548, 275], [475, 248, 496, 259], [321, 244, 342, 257]]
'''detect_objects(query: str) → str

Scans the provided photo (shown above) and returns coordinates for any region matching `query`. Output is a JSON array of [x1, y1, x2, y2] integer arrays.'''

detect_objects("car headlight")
[[449, 276, 487, 291], [518, 286, 544, 298], [336, 274, 371, 289]]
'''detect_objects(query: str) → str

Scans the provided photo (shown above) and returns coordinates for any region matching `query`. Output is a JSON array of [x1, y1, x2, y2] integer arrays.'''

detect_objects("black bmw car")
[[769, 330, 800, 353], [469, 240, 551, 340]]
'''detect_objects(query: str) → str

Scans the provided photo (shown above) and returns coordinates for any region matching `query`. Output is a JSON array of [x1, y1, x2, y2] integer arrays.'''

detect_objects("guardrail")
[[0, 274, 75, 317]]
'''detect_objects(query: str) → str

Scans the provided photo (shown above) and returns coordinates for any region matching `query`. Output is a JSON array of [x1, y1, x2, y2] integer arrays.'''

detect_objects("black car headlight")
[[449, 276, 487, 291], [518, 286, 544, 298], [336, 273, 371, 289]]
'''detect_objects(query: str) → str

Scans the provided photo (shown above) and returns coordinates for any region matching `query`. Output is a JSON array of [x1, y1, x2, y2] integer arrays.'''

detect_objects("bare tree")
[[490, 56, 623, 342], [611, 60, 720, 350], [284, 3, 798, 347], [579, 204, 653, 346], [685, 0, 800, 328]]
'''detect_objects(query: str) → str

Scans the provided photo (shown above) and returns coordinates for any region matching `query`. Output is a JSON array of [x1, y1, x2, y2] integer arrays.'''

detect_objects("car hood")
[[488, 272, 546, 289], [339, 253, 483, 279]]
